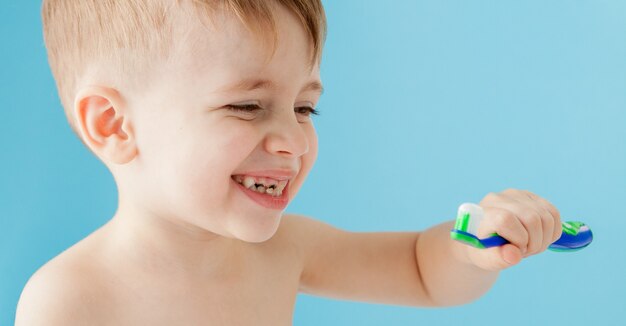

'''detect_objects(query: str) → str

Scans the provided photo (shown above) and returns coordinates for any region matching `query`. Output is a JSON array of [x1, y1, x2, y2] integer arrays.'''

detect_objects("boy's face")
[[117, 4, 321, 242]]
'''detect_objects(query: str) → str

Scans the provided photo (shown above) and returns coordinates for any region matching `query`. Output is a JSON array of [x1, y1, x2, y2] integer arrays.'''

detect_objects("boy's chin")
[[228, 213, 282, 243]]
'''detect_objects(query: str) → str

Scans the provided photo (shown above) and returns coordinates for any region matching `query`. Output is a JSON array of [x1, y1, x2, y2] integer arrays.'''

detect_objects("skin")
[[16, 3, 562, 325]]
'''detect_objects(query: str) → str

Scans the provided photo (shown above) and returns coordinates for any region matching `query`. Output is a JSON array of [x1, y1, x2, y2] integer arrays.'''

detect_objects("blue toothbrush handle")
[[477, 221, 593, 252]]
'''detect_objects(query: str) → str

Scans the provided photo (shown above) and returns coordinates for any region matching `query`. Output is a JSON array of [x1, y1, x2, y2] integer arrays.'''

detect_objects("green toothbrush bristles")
[[450, 231, 486, 249], [562, 221, 584, 236], [455, 203, 484, 235], [454, 212, 471, 232]]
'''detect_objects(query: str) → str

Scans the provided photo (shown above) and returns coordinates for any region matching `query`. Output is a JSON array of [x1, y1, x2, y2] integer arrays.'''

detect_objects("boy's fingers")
[[540, 213, 555, 251], [509, 190, 561, 250], [520, 190, 562, 242], [483, 191, 545, 255], [477, 206, 529, 254], [508, 191, 556, 252]]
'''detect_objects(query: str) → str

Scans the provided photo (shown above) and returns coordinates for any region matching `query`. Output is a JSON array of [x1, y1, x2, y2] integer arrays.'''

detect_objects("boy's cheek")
[[289, 127, 318, 200]]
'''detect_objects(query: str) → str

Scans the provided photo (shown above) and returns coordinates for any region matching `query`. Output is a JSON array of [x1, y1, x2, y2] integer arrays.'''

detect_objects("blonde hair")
[[41, 0, 326, 138]]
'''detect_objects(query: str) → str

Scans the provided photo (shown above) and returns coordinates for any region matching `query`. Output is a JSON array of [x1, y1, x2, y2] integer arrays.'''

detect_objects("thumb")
[[500, 244, 523, 266], [466, 243, 524, 271]]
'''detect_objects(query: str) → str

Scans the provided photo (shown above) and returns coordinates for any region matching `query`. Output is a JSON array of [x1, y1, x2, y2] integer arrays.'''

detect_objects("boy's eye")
[[295, 106, 320, 117], [225, 103, 263, 113], [226, 104, 320, 118]]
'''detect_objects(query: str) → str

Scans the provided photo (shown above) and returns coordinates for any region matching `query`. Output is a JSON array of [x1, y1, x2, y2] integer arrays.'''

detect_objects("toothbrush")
[[450, 203, 593, 252]]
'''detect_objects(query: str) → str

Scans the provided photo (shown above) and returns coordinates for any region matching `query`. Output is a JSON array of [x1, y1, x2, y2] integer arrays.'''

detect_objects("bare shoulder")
[[272, 213, 347, 274], [15, 236, 111, 325], [278, 213, 346, 245], [252, 213, 343, 270]]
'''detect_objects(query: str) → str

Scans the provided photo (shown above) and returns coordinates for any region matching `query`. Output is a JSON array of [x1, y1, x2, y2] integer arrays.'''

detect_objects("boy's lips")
[[230, 169, 297, 210], [232, 177, 290, 210]]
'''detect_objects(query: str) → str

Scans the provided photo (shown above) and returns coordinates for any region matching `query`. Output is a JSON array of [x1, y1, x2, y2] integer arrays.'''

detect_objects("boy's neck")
[[105, 203, 242, 279]]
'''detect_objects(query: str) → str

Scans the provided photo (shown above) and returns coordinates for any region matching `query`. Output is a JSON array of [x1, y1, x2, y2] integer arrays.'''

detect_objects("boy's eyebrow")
[[217, 78, 324, 95], [302, 80, 324, 95]]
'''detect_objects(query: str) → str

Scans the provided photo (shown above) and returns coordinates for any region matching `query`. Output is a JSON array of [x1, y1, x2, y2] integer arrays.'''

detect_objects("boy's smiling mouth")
[[232, 175, 289, 197], [231, 172, 292, 210]]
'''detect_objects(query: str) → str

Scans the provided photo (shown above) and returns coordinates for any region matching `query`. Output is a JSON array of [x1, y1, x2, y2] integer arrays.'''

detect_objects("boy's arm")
[[290, 189, 561, 306], [288, 215, 492, 306]]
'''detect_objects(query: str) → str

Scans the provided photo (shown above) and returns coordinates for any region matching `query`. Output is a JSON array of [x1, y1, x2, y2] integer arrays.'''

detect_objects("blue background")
[[1, 1, 625, 325]]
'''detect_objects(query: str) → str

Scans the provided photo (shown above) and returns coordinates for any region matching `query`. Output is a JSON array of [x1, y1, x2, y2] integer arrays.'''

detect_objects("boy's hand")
[[465, 189, 562, 271]]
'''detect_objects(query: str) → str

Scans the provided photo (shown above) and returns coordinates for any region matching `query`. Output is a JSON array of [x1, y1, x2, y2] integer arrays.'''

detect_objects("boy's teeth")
[[250, 184, 283, 197], [243, 176, 255, 188], [235, 175, 287, 197]]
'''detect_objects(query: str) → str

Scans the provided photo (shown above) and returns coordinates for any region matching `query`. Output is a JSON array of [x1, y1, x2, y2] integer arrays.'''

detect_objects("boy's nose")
[[264, 113, 309, 158]]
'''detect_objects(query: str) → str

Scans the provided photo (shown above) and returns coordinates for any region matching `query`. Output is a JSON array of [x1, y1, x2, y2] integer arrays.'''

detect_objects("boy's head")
[[41, 0, 326, 242]]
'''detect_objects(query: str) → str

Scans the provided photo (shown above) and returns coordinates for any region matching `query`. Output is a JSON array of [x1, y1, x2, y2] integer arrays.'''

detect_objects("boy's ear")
[[73, 86, 138, 164]]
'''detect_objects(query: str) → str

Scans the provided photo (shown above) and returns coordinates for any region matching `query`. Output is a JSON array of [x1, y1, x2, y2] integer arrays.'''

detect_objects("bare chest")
[[98, 267, 300, 325], [92, 244, 303, 325]]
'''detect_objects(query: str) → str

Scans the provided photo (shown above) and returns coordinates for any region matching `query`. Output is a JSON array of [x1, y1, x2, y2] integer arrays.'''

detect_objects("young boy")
[[16, 0, 562, 324]]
